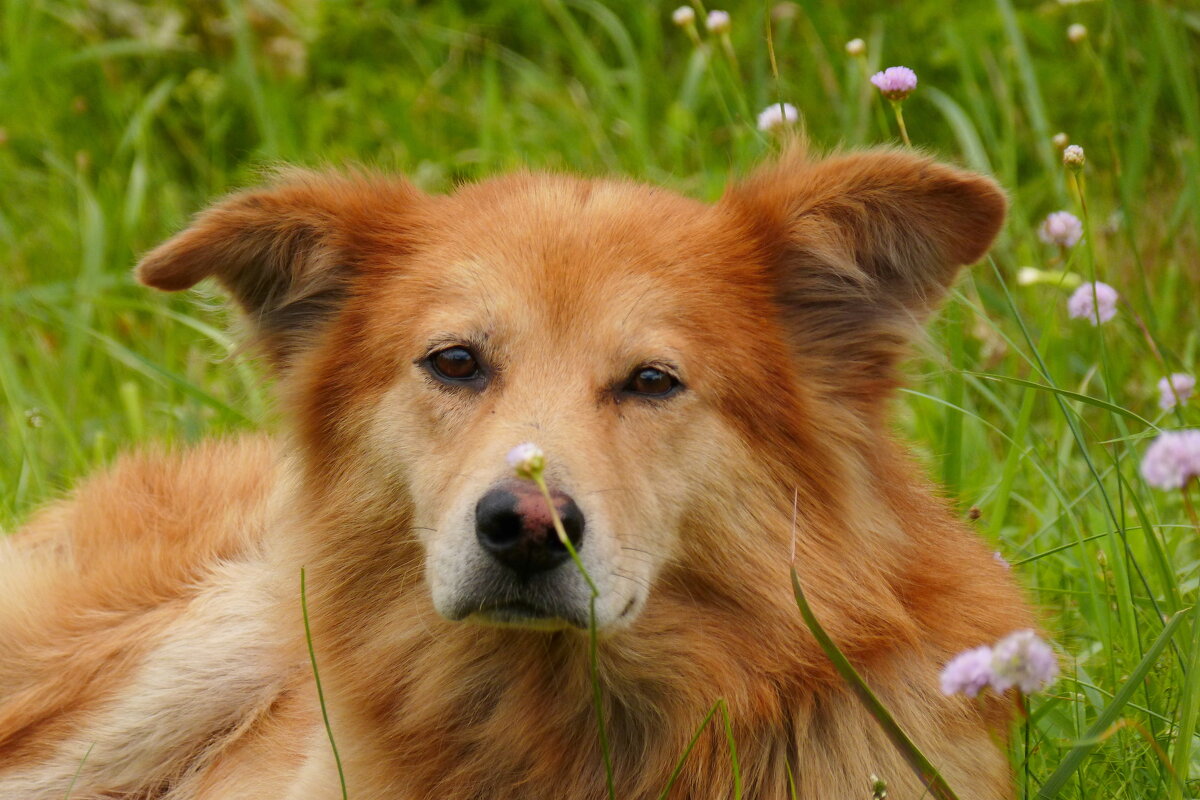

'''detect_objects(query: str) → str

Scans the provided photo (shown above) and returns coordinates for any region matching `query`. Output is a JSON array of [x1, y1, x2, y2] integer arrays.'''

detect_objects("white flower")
[[1067, 23, 1088, 43], [1017, 267, 1042, 286], [1052, 132, 1070, 149], [756, 102, 799, 132], [1062, 144, 1085, 168], [845, 38, 866, 57], [506, 442, 545, 480], [671, 6, 695, 26], [705, 10, 731, 34]]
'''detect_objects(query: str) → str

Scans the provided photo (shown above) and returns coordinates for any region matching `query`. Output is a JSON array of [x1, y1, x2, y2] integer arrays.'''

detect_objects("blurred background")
[[2, 2, 1200, 796]]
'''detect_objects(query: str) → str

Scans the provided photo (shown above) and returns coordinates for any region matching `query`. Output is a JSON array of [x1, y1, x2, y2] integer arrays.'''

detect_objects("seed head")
[[1062, 144, 1085, 169], [705, 10, 731, 34], [1067, 23, 1088, 43], [870, 66, 918, 101], [1141, 430, 1200, 490], [1052, 132, 1070, 150], [671, 6, 695, 27], [845, 38, 866, 57], [507, 442, 546, 481], [757, 102, 799, 132], [1158, 373, 1196, 411], [1038, 210, 1084, 248], [1067, 281, 1119, 325]]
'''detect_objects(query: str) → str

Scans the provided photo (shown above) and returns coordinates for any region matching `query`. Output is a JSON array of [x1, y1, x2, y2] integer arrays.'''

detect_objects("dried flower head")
[[1052, 132, 1070, 149], [1067, 23, 1088, 43], [671, 6, 695, 26], [507, 442, 545, 481], [940, 646, 996, 698], [757, 102, 799, 132], [705, 9, 731, 34], [845, 38, 866, 57], [1067, 281, 1119, 325], [1141, 430, 1200, 490], [1158, 373, 1196, 411], [1039, 210, 1084, 248], [1062, 144, 1085, 169], [990, 630, 1059, 693], [870, 66, 918, 101]]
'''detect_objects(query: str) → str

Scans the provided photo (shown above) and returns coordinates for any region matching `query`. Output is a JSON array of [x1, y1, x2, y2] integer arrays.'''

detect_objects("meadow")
[[2, 1, 1199, 797]]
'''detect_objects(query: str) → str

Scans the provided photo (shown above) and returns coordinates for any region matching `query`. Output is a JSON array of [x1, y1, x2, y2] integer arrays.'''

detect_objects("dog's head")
[[136, 151, 1004, 633]]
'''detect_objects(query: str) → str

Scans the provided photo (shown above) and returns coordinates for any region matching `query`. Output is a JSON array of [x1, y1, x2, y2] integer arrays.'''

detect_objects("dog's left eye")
[[622, 367, 680, 398], [427, 346, 483, 383]]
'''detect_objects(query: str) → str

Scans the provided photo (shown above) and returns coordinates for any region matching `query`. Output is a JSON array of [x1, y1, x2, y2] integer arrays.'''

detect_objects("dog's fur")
[[0, 148, 1032, 799]]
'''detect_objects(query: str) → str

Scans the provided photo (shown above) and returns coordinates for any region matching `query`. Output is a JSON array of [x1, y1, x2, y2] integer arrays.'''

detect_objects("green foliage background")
[[2, 1, 1200, 797]]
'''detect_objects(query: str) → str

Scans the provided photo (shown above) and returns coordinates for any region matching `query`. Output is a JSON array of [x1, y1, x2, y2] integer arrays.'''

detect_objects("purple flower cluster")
[[1067, 281, 1119, 325], [1038, 211, 1083, 248], [941, 630, 1058, 697], [870, 66, 918, 101], [1158, 373, 1196, 411], [1140, 430, 1200, 490]]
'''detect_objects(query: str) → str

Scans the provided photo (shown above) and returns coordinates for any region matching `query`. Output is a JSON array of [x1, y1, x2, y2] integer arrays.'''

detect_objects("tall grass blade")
[[790, 568, 963, 800]]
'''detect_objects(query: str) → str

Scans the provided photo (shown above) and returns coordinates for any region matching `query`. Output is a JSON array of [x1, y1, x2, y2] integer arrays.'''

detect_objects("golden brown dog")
[[0, 148, 1032, 799]]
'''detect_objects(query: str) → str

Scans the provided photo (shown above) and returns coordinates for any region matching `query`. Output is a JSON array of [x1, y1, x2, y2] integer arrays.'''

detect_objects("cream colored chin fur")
[[1, 149, 1033, 799]]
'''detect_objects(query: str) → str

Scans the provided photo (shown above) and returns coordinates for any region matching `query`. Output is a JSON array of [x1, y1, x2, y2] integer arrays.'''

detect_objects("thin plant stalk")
[[301, 567, 349, 800], [529, 473, 615, 800], [63, 742, 95, 800], [657, 699, 723, 800], [890, 99, 912, 147], [790, 568, 962, 800]]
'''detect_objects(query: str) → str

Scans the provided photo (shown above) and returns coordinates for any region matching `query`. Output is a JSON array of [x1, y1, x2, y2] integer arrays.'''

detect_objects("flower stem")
[[1183, 480, 1200, 533], [890, 100, 912, 148], [530, 474, 614, 800]]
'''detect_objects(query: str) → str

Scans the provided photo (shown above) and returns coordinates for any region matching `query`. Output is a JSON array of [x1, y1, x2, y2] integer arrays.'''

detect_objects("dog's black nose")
[[475, 484, 585, 578]]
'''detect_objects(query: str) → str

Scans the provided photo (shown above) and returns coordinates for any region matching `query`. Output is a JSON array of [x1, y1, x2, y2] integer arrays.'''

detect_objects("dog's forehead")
[[403, 175, 743, 338]]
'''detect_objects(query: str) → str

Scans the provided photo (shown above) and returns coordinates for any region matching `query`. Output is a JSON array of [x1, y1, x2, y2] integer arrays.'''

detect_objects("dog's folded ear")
[[723, 148, 1006, 406], [136, 169, 424, 367]]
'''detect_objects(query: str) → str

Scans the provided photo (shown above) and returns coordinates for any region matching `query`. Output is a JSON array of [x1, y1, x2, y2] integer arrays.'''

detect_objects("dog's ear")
[[723, 148, 1006, 405], [136, 169, 424, 367]]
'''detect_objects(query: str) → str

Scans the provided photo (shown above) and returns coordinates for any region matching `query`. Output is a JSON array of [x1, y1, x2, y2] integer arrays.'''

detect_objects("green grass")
[[2, 1, 1199, 797]]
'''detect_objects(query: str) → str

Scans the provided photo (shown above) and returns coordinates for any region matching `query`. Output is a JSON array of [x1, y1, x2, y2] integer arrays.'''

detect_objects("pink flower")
[[1038, 211, 1084, 248], [990, 630, 1059, 694], [993, 551, 1011, 570], [1158, 373, 1195, 411], [940, 646, 995, 697], [1140, 430, 1200, 490], [705, 10, 730, 34], [941, 631, 1058, 697], [1067, 281, 1119, 325], [870, 66, 918, 101]]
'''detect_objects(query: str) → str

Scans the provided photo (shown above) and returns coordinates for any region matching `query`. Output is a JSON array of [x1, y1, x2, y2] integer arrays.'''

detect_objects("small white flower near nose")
[[507, 442, 546, 481]]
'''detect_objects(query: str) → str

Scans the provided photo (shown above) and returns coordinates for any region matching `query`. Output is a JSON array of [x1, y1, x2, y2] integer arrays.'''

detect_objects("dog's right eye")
[[427, 346, 482, 383]]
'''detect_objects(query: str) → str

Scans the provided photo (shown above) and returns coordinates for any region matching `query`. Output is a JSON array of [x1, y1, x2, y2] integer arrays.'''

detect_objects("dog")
[[0, 147, 1033, 799]]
